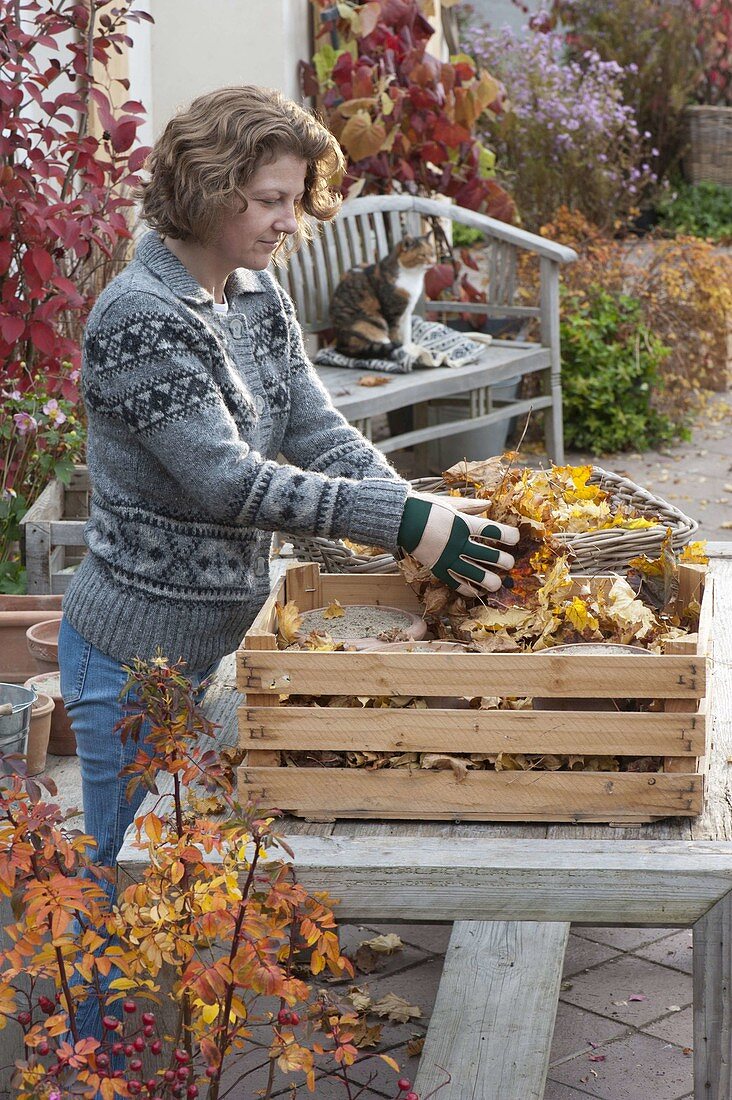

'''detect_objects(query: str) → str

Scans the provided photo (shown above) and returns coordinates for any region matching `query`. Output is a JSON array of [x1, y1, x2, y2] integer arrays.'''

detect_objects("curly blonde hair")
[[139, 86, 345, 255]]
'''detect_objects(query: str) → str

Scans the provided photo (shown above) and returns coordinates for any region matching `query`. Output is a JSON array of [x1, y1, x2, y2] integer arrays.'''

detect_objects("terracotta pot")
[[0, 596, 62, 684], [533, 643, 653, 712], [26, 617, 61, 675], [26, 692, 54, 775], [24, 671, 76, 756], [366, 640, 472, 708]]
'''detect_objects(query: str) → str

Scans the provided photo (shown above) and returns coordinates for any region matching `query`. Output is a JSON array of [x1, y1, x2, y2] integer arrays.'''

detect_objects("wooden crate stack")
[[237, 561, 710, 824], [20, 465, 89, 594]]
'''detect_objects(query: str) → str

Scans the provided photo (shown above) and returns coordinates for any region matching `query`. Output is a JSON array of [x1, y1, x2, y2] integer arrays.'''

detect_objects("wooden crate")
[[236, 562, 709, 824], [20, 465, 89, 594]]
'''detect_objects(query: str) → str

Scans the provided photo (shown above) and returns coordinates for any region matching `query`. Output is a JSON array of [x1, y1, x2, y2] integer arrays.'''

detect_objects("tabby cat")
[[329, 234, 436, 358]]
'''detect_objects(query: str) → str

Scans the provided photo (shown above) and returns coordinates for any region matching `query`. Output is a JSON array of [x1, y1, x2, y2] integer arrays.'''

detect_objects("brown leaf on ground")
[[351, 1019, 384, 1048], [323, 599, 345, 619], [361, 933, 404, 954], [353, 944, 382, 974], [407, 1035, 425, 1058], [371, 993, 423, 1024]]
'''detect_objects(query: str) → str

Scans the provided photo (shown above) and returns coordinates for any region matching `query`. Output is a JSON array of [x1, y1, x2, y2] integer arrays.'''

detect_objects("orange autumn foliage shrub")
[[539, 208, 732, 414], [0, 656, 404, 1100]]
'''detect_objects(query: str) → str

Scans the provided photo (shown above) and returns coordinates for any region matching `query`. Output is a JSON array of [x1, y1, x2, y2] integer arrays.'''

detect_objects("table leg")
[[694, 891, 732, 1097]]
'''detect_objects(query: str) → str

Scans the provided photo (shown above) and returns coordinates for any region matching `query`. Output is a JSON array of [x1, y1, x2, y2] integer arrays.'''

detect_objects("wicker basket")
[[685, 105, 732, 187], [286, 466, 699, 575]]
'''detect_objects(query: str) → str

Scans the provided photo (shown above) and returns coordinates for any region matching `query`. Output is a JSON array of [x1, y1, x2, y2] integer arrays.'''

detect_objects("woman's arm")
[[275, 285, 404, 482], [83, 292, 409, 551]]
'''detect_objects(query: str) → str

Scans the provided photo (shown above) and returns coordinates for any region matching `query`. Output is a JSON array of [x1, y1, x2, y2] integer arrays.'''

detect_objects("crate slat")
[[239, 706, 705, 757], [238, 767, 703, 821], [238, 651, 705, 699]]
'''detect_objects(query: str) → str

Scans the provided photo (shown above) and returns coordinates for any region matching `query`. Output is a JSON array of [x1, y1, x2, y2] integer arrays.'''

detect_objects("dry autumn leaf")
[[358, 374, 392, 386], [323, 599, 345, 619], [371, 993, 423, 1024], [361, 933, 404, 954], [275, 600, 302, 647]]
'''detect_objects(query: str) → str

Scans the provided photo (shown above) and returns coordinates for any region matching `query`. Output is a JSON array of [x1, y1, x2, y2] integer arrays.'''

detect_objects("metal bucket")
[[0, 682, 37, 759]]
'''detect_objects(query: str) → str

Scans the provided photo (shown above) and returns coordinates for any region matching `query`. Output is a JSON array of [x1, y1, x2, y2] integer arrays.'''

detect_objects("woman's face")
[[213, 153, 307, 271]]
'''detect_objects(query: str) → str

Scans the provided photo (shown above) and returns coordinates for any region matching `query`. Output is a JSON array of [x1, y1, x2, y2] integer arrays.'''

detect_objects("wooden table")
[[119, 544, 732, 1100]]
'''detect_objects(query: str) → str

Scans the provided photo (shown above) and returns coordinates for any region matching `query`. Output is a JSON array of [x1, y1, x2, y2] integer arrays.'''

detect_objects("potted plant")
[[685, 0, 732, 185]]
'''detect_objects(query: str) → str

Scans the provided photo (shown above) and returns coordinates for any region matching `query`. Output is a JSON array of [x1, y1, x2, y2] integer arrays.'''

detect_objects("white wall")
[[467, 0, 542, 33], [130, 0, 311, 138]]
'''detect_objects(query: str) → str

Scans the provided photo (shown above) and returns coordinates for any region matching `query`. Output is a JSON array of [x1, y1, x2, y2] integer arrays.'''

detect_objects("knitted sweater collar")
[[135, 230, 267, 305]]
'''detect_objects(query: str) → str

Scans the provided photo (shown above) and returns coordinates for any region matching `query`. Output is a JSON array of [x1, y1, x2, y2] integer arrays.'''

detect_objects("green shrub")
[[452, 223, 485, 247], [655, 181, 732, 242], [560, 287, 685, 452]]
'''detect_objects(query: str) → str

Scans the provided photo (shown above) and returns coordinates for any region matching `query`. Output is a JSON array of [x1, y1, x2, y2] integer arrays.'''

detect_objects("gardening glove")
[[397, 493, 520, 597]]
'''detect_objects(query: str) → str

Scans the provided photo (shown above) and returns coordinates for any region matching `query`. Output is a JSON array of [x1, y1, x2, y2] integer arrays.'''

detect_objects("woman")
[[59, 85, 517, 1026]]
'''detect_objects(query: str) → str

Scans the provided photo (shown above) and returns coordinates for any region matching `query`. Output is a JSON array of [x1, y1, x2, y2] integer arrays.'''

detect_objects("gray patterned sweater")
[[62, 231, 410, 668]]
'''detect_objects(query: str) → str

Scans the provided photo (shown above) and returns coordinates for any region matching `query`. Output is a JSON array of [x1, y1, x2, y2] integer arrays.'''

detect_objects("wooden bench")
[[274, 194, 577, 463], [118, 543, 732, 1099]]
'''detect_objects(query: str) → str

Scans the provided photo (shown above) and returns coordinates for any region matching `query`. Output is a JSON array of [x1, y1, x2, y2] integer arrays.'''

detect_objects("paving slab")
[[562, 933, 620, 978], [548, 1030, 694, 1100], [642, 1005, 694, 1048], [560, 954, 692, 1028], [634, 930, 694, 975], [360, 921, 452, 956], [544, 1082, 605, 1099], [572, 927, 676, 952], [549, 1001, 630, 1065]]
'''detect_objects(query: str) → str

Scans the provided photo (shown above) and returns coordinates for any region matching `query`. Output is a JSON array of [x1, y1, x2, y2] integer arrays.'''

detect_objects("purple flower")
[[13, 411, 37, 435], [43, 398, 66, 425]]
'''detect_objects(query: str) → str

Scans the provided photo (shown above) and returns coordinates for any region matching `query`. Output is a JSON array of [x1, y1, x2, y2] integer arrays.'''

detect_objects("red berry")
[[130, 1058, 143, 1072], [125, 1044, 135, 1057], [277, 1008, 291, 1025], [38, 996, 54, 1015], [205, 1067, 218, 1079], [17, 1011, 31, 1026], [143, 1024, 155, 1037], [187, 1087, 199, 1099], [176, 1066, 190, 1081], [164, 1070, 176, 1082], [128, 1082, 141, 1095], [113, 1070, 125, 1079], [102, 1015, 120, 1031], [146, 1081, 157, 1093], [142, 1012, 156, 1026], [398, 1082, 412, 1093], [150, 1039, 163, 1055], [405, 1093, 419, 1100], [97, 1053, 110, 1068], [36, 1041, 50, 1056], [112, 1042, 124, 1055], [123, 1000, 137, 1014], [290, 1011, 300, 1026], [174, 1049, 190, 1064], [134, 1036, 146, 1052]]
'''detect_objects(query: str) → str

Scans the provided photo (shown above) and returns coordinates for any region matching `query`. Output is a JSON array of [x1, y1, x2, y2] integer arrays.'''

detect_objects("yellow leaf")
[[680, 541, 708, 564], [340, 110, 387, 161], [380, 1053, 401, 1071], [564, 596, 599, 634], [323, 599, 345, 619], [276, 601, 303, 647], [143, 813, 162, 845]]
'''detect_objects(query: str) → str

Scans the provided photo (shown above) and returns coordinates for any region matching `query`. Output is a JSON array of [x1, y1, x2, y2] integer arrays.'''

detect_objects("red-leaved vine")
[[0, 0, 152, 403]]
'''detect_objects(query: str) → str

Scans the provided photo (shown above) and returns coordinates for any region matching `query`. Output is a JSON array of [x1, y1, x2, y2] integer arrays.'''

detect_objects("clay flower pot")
[[26, 617, 61, 676], [369, 640, 472, 708], [0, 595, 62, 684], [533, 643, 653, 712], [26, 692, 55, 775], [24, 671, 76, 756]]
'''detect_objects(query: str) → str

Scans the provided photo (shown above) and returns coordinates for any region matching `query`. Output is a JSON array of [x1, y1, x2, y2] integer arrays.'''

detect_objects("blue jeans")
[[58, 618, 218, 1043]]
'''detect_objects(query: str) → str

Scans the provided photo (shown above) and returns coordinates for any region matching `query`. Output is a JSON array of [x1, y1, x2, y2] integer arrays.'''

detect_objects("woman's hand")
[[397, 493, 520, 597]]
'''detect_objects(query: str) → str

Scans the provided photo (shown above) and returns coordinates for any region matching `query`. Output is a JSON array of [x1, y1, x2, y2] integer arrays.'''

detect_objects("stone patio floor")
[[44, 393, 731, 1099]]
